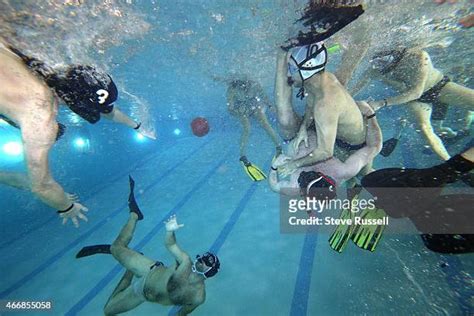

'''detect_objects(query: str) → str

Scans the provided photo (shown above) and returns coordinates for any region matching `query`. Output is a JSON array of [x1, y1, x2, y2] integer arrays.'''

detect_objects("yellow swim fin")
[[328, 207, 355, 253], [240, 156, 266, 181], [351, 207, 386, 252]]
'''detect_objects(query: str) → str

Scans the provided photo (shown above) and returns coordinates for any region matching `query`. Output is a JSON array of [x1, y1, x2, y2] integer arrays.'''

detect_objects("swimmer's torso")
[[0, 44, 57, 126], [145, 262, 204, 306], [308, 72, 365, 145]]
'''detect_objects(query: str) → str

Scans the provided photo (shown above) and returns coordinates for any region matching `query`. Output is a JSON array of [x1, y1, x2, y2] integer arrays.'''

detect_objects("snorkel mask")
[[192, 252, 220, 279], [287, 42, 327, 99]]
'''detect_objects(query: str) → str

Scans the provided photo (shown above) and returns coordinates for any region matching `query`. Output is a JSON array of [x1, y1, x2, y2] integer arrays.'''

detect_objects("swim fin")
[[240, 156, 266, 181], [128, 175, 143, 220], [76, 244, 111, 258], [351, 208, 386, 252], [328, 207, 355, 253], [380, 138, 399, 157], [380, 119, 406, 157]]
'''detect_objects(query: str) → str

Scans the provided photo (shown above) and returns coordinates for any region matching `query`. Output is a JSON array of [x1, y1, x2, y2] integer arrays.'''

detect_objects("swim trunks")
[[335, 138, 366, 151], [417, 75, 451, 121]]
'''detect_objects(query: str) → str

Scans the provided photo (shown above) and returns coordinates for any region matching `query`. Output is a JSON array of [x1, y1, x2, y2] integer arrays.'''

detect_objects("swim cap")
[[193, 252, 220, 278], [298, 171, 336, 200], [50, 65, 118, 124], [288, 42, 327, 81]]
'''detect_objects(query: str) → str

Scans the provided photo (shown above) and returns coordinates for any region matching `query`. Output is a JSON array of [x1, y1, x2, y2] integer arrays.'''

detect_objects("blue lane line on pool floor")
[[168, 182, 259, 316], [0, 139, 182, 250], [289, 232, 318, 316], [65, 150, 233, 316], [400, 140, 471, 314], [0, 138, 215, 299]]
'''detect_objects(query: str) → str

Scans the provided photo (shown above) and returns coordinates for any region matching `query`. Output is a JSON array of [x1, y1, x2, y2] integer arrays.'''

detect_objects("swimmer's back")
[[0, 48, 54, 123]]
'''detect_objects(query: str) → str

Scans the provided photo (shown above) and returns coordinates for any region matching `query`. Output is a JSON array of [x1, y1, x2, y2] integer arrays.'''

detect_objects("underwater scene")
[[0, 0, 473, 315]]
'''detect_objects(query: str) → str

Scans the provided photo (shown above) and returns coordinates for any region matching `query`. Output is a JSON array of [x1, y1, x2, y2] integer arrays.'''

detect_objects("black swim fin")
[[76, 244, 111, 258], [380, 138, 399, 157], [128, 175, 143, 220]]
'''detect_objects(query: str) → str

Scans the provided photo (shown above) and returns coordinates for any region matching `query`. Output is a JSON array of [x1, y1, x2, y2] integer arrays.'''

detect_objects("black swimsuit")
[[416, 75, 451, 121]]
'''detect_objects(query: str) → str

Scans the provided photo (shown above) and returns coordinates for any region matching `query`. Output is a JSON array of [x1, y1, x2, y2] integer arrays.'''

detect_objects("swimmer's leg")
[[105, 214, 155, 315], [255, 109, 282, 153], [238, 116, 251, 157], [104, 269, 135, 313], [110, 213, 156, 276], [439, 82, 474, 111], [408, 101, 450, 161]]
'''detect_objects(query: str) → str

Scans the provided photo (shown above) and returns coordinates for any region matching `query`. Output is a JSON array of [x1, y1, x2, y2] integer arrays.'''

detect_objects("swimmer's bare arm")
[[339, 103, 382, 180], [275, 49, 293, 111], [21, 125, 71, 210], [102, 107, 139, 129], [371, 52, 429, 109], [164, 217, 203, 315], [165, 231, 191, 266], [102, 108, 156, 140], [287, 102, 338, 171]]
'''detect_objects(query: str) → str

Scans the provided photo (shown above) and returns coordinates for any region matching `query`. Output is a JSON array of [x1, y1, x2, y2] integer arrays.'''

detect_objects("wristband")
[[58, 203, 74, 214], [134, 122, 141, 130], [366, 113, 376, 119], [271, 166, 278, 171]]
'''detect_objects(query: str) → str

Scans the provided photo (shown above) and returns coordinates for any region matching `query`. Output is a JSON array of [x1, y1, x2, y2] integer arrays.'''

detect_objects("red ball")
[[191, 117, 209, 137]]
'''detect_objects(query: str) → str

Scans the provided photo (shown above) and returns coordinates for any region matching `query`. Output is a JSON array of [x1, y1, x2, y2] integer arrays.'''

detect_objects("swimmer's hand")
[[366, 100, 384, 112], [136, 125, 157, 140], [293, 126, 309, 153], [58, 202, 89, 228], [356, 101, 375, 116], [165, 215, 184, 232], [277, 161, 297, 178], [272, 153, 291, 168]]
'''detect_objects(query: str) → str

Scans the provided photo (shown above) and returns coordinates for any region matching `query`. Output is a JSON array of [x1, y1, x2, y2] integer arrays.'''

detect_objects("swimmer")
[[76, 177, 220, 315], [275, 43, 372, 178], [225, 77, 281, 181], [361, 147, 474, 254], [0, 40, 88, 227], [352, 47, 474, 161], [269, 101, 382, 198], [7, 45, 156, 139]]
